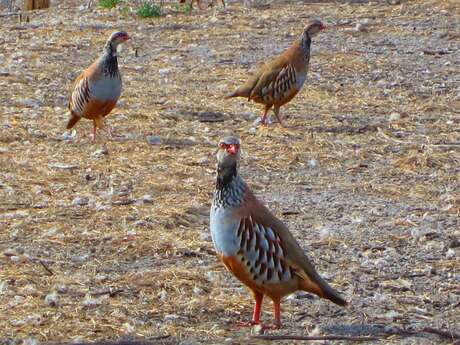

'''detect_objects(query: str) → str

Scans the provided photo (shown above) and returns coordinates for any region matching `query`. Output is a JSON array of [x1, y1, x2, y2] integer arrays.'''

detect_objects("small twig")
[[422, 327, 460, 340], [0, 11, 19, 17], [37, 259, 54, 276], [252, 335, 379, 342], [422, 49, 451, 55], [294, 312, 312, 322], [90, 288, 125, 297]]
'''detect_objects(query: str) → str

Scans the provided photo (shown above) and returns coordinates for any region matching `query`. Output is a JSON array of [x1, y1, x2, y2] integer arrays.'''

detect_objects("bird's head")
[[303, 20, 326, 37], [108, 31, 130, 46], [216, 136, 241, 168]]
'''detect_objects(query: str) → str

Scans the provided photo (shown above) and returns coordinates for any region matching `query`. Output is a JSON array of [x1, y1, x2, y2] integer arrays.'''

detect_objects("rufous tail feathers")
[[300, 277, 348, 306], [225, 87, 251, 100], [66, 114, 81, 130]]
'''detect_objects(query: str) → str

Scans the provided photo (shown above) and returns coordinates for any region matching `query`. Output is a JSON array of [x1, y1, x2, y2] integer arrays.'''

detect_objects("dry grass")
[[0, 0, 459, 344]]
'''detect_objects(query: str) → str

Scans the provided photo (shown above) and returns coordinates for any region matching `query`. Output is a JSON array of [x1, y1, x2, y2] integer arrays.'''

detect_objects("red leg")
[[273, 106, 285, 127], [90, 123, 97, 142], [274, 106, 296, 129], [252, 292, 263, 324], [261, 106, 270, 125], [233, 292, 263, 328]]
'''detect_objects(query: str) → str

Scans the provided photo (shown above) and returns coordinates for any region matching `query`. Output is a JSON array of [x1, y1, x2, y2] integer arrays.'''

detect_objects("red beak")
[[227, 145, 238, 155]]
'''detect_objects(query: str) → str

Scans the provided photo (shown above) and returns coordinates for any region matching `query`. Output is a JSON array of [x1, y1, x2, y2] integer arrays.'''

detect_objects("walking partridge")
[[66, 31, 130, 141], [210, 136, 347, 328], [226, 20, 325, 127]]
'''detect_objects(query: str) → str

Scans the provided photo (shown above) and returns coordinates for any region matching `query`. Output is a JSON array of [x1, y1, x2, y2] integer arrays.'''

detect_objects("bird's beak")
[[227, 145, 238, 155]]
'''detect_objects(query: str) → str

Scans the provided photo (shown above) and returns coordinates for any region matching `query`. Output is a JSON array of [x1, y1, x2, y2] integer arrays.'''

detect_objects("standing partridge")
[[66, 31, 130, 141], [226, 20, 325, 127], [210, 136, 347, 328]]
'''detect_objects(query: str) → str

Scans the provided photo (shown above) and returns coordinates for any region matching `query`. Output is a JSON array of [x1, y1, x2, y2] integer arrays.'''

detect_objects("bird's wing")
[[68, 71, 91, 117], [237, 189, 347, 305]]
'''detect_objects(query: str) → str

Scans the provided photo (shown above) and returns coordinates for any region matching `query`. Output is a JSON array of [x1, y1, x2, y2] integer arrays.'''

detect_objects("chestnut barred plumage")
[[226, 20, 325, 127], [210, 136, 347, 329], [67, 31, 130, 141]]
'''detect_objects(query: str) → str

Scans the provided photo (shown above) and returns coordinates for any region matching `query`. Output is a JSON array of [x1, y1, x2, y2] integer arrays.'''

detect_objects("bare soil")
[[0, 0, 459, 344]]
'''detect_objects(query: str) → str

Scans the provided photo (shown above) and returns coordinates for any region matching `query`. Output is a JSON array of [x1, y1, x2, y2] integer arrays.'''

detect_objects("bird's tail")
[[225, 87, 250, 100], [66, 114, 81, 130], [318, 281, 348, 306], [300, 274, 348, 307]]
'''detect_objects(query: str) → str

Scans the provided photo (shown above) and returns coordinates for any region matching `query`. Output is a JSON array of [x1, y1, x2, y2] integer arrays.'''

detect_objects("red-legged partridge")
[[226, 20, 325, 127], [66, 31, 130, 141], [210, 136, 347, 329]]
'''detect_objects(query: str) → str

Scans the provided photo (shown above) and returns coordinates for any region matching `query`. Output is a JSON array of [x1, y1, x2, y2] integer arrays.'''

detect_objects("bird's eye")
[[219, 143, 227, 149]]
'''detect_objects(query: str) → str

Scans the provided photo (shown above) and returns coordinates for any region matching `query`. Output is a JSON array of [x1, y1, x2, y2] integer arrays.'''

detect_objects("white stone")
[[44, 292, 59, 307]]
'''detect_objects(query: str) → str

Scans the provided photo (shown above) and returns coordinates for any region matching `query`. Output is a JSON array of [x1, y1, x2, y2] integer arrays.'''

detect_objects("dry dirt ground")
[[0, 0, 459, 344]]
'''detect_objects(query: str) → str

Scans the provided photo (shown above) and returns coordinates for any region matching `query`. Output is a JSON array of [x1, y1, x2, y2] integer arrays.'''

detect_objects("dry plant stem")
[[253, 326, 460, 342], [421, 327, 460, 340], [37, 259, 54, 276], [253, 335, 379, 341], [45, 336, 171, 345]]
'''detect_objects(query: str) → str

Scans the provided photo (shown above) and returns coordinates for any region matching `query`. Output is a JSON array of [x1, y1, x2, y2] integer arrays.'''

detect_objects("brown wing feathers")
[[67, 73, 90, 129]]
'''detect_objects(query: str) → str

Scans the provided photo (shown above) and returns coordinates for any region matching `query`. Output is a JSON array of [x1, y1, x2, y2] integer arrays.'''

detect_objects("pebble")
[[10, 255, 26, 263], [389, 112, 401, 122], [71, 254, 90, 263], [252, 118, 262, 126], [142, 194, 154, 203], [192, 287, 205, 296], [92, 147, 109, 157], [308, 159, 318, 168], [240, 111, 257, 121], [199, 232, 211, 241], [158, 290, 168, 300], [197, 156, 209, 165], [44, 292, 59, 307], [3, 248, 18, 257], [147, 135, 162, 145], [22, 284, 38, 297], [318, 226, 335, 241], [122, 322, 135, 333], [18, 98, 41, 108], [23, 338, 39, 345], [72, 196, 89, 206], [55, 284, 68, 294], [384, 310, 400, 319], [82, 295, 102, 309], [355, 19, 371, 32], [164, 314, 180, 321], [0, 280, 8, 295], [159, 68, 170, 76], [374, 258, 387, 269], [49, 163, 78, 170], [251, 324, 265, 335], [446, 248, 455, 259]]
